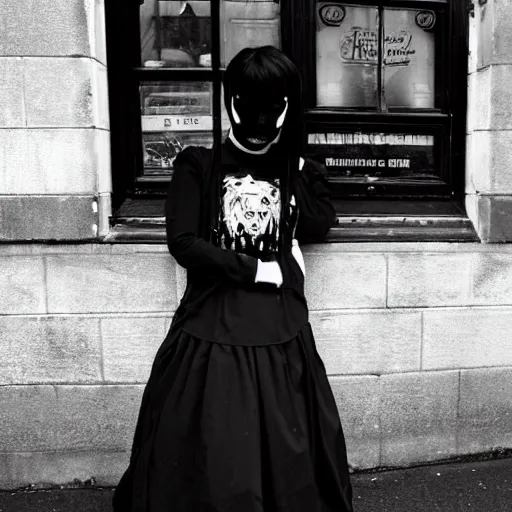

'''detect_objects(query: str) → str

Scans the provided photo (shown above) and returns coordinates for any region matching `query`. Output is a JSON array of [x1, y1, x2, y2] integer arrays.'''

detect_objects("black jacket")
[[164, 140, 336, 343]]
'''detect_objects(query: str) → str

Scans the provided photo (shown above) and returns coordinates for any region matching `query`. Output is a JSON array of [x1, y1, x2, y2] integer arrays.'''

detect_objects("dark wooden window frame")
[[104, 0, 477, 242], [106, 0, 224, 211], [282, 0, 469, 202]]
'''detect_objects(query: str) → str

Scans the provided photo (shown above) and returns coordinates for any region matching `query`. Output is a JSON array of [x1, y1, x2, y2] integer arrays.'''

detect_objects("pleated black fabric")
[[112, 321, 353, 512]]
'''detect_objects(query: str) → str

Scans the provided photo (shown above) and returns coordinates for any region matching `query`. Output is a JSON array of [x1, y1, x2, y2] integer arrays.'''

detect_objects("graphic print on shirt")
[[219, 174, 281, 257]]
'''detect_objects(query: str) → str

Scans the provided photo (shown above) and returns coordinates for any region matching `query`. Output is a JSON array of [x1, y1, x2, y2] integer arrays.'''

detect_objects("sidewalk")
[[0, 457, 511, 512]]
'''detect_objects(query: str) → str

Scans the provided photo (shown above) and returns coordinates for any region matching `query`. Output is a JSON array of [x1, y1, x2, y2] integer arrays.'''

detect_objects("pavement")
[[0, 457, 511, 512]]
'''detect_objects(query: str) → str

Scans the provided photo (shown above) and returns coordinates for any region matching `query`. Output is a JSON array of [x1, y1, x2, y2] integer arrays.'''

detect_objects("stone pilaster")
[[466, 0, 512, 241]]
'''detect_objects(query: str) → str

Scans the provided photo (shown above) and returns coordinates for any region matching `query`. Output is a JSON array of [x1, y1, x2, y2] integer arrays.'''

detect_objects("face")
[[229, 92, 289, 151]]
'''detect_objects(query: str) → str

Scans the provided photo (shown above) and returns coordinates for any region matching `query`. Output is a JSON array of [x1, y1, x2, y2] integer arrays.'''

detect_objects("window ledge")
[[326, 216, 478, 242], [104, 215, 478, 243]]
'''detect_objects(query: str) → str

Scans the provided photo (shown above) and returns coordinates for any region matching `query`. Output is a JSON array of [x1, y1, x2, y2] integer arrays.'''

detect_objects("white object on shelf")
[[144, 60, 166, 68], [199, 54, 211, 67]]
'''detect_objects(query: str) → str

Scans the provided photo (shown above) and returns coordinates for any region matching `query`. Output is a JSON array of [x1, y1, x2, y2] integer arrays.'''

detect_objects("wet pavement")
[[0, 457, 511, 511]]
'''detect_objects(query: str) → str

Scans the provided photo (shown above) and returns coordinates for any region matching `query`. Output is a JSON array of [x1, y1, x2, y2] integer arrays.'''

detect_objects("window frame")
[[106, 0, 225, 211], [104, 0, 476, 242], [281, 0, 469, 203]]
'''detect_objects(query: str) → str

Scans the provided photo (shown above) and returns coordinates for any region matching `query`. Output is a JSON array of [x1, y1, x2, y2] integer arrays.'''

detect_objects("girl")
[[113, 46, 353, 512]]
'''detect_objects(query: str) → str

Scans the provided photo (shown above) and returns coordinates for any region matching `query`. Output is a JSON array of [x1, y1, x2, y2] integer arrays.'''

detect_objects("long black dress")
[[112, 139, 353, 512]]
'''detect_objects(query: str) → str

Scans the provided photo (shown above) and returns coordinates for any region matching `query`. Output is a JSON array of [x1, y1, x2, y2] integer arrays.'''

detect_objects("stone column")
[[0, 0, 111, 241], [466, 0, 512, 242]]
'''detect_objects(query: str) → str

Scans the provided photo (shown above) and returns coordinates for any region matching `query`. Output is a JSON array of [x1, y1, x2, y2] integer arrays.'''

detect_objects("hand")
[[291, 239, 306, 277], [255, 260, 283, 287]]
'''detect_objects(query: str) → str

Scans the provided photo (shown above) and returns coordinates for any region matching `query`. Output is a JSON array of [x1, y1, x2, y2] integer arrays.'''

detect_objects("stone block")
[[0, 58, 25, 127], [387, 253, 472, 307], [86, 0, 108, 65], [97, 192, 112, 237], [464, 193, 480, 236], [91, 60, 110, 130], [304, 253, 387, 310], [0, 451, 126, 490], [0, 244, 34, 256], [24, 58, 94, 128], [380, 371, 459, 467], [466, 130, 491, 193], [109, 244, 168, 254], [467, 116, 512, 197], [46, 253, 178, 313], [0, 316, 102, 384], [489, 66, 512, 130], [0, 129, 98, 194], [0, 0, 91, 58], [422, 308, 512, 370], [466, 67, 491, 133], [0, 196, 98, 240], [472, 252, 512, 305], [0, 386, 58, 451], [0, 385, 143, 452], [493, 1, 512, 65], [458, 367, 512, 454], [0, 244, 97, 256], [476, 195, 512, 242], [0, 256, 46, 315], [477, 1, 512, 68], [311, 310, 421, 375], [477, 3, 493, 70], [102, 316, 167, 382], [54, 385, 143, 451], [330, 376, 380, 470], [464, 132, 476, 194], [95, 131, 113, 234], [468, 67, 512, 132]]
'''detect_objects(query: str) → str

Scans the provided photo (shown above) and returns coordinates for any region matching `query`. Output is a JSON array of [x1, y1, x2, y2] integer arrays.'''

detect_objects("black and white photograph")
[[1, 1, 511, 511]]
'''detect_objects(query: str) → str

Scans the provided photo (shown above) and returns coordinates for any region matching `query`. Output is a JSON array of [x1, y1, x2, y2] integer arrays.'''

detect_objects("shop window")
[[105, 0, 280, 227], [281, 0, 472, 231], [105, 0, 475, 242]]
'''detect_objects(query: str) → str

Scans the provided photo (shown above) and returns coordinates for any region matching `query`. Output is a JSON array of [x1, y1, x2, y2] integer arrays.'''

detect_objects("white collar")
[[228, 129, 282, 155]]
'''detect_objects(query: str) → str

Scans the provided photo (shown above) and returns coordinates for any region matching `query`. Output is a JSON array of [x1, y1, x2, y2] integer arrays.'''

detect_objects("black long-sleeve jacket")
[[165, 139, 336, 346]]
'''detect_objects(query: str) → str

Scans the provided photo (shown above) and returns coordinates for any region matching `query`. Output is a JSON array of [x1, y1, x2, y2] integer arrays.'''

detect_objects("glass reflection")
[[140, 1, 212, 68], [384, 9, 436, 108], [316, 3, 379, 108], [140, 82, 212, 172]]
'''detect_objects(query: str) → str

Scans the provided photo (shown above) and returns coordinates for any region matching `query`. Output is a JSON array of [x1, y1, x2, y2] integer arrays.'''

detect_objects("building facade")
[[1, 0, 512, 489]]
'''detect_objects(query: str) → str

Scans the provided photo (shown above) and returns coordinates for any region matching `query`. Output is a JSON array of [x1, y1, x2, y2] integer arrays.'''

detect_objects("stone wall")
[[1, 0, 512, 492], [1, 243, 512, 488], [0, 0, 111, 240]]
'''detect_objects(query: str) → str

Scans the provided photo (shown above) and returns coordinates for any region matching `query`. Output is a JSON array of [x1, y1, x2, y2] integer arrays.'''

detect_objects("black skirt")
[[112, 322, 353, 512]]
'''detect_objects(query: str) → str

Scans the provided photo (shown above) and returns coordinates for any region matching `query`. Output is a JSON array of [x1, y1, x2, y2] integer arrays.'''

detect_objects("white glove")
[[291, 239, 306, 277], [255, 260, 283, 287]]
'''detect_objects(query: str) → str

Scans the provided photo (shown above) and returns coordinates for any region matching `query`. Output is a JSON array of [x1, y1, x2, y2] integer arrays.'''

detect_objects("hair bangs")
[[228, 46, 297, 100]]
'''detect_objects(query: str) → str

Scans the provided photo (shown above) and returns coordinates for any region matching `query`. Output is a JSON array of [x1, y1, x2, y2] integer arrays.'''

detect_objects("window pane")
[[140, 82, 213, 175], [221, 0, 281, 67], [140, 1, 211, 68], [307, 131, 438, 179], [383, 9, 436, 108], [316, 3, 379, 108]]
